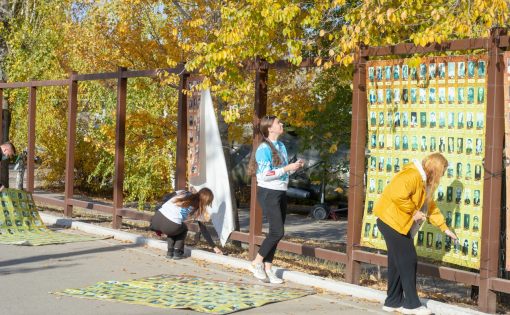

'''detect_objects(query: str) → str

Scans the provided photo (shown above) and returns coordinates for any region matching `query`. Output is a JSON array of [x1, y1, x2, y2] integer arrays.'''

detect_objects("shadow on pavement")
[[0, 243, 143, 268]]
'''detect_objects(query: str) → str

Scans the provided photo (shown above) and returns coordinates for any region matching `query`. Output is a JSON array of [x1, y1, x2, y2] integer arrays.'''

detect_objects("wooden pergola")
[[1, 28, 510, 313]]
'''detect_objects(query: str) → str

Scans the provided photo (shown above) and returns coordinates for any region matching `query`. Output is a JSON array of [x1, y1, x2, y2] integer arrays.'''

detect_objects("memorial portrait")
[[429, 63, 436, 79], [467, 61, 475, 78], [438, 62, 446, 79], [438, 87, 446, 104], [402, 88, 409, 104], [448, 87, 455, 104], [403, 135, 409, 150], [411, 135, 418, 151], [420, 112, 427, 127], [458, 61, 465, 78], [393, 65, 400, 80], [429, 87, 436, 103], [447, 186, 453, 202], [447, 61, 455, 79], [376, 66, 382, 81], [385, 66, 391, 80], [419, 63, 427, 79], [478, 60, 486, 77], [402, 64, 409, 80], [477, 87, 484, 104], [458, 87, 465, 104], [402, 112, 409, 127], [439, 112, 446, 128], [368, 67, 375, 81], [475, 164, 482, 180]]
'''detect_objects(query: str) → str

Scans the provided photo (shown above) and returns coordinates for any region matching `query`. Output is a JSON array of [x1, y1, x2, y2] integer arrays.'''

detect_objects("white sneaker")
[[266, 269, 283, 284], [382, 305, 401, 312], [251, 263, 267, 281], [400, 306, 432, 315]]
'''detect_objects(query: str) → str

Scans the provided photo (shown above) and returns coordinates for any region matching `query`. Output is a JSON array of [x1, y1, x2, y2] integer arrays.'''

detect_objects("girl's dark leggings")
[[257, 187, 287, 263], [150, 211, 188, 252]]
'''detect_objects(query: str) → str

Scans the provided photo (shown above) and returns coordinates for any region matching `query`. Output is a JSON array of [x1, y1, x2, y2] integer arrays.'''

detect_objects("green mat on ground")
[[0, 188, 107, 245], [52, 275, 314, 314]]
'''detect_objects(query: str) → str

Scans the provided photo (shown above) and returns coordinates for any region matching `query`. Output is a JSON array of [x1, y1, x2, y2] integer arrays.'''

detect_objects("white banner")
[[190, 90, 234, 246]]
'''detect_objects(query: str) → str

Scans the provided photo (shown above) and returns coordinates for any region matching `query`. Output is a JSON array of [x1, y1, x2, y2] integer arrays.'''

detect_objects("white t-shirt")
[[159, 191, 194, 224]]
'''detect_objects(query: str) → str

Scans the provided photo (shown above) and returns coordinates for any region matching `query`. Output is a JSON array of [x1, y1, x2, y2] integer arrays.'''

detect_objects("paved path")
[[238, 208, 347, 243], [0, 228, 386, 315]]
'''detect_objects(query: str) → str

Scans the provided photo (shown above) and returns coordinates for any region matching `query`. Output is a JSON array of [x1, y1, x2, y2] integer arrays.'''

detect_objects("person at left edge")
[[0, 142, 15, 161], [0, 142, 16, 189]]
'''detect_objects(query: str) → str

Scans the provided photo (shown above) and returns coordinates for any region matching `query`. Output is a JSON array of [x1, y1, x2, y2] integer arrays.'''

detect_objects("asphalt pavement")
[[0, 228, 387, 315]]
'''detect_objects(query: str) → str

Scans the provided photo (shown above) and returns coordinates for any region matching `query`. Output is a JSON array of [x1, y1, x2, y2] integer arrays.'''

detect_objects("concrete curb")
[[39, 212, 488, 315]]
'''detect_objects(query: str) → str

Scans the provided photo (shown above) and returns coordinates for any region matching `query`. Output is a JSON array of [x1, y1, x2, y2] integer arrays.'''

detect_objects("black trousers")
[[150, 211, 188, 252], [377, 218, 421, 309], [257, 187, 287, 263]]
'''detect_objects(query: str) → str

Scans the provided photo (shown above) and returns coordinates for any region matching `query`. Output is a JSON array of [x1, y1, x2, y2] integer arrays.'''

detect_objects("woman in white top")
[[150, 188, 215, 259], [247, 116, 303, 283]]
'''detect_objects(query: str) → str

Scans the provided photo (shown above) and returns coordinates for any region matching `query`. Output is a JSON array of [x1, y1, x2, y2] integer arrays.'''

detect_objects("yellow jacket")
[[373, 162, 448, 235]]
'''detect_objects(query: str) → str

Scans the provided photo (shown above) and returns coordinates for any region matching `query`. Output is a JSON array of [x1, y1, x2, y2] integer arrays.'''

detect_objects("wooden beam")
[[112, 67, 127, 229], [64, 72, 78, 217], [352, 250, 480, 286], [366, 38, 489, 57], [248, 59, 268, 259], [478, 28, 506, 314], [345, 48, 368, 284], [175, 72, 189, 191], [27, 86, 37, 193]]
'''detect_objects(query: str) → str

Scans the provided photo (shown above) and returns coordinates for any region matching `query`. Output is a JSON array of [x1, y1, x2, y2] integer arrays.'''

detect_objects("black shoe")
[[173, 249, 184, 260], [166, 251, 174, 259]]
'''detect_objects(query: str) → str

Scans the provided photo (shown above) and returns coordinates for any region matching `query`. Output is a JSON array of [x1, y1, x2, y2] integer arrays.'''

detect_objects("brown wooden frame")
[[1, 30, 510, 313], [342, 29, 508, 313], [0, 66, 188, 225]]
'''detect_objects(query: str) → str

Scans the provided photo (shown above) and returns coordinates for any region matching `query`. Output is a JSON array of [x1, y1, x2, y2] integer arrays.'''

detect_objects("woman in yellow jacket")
[[374, 153, 457, 315]]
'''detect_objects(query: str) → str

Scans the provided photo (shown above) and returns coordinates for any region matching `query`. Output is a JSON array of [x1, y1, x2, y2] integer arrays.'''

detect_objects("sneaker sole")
[[268, 279, 284, 284], [252, 272, 268, 281], [250, 268, 268, 281], [382, 306, 400, 312], [400, 308, 431, 315]]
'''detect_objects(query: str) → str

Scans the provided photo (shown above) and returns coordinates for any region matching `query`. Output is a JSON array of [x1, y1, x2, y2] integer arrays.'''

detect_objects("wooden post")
[[0, 88, 4, 188], [478, 27, 506, 313], [175, 72, 189, 191], [27, 85, 37, 193], [345, 46, 369, 284], [64, 72, 78, 217], [112, 67, 127, 229], [249, 59, 268, 259], [0, 88, 3, 151]]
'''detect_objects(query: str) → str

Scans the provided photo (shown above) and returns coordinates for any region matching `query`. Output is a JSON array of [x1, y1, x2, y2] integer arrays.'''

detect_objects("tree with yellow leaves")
[[3, 0, 508, 208]]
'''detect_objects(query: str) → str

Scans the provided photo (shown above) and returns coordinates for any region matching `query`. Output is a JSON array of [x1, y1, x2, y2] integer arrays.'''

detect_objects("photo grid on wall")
[[187, 78, 202, 178], [361, 56, 487, 269]]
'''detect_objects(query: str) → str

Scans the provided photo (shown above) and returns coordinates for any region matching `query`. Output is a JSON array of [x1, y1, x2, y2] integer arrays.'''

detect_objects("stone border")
[[39, 212, 488, 315]]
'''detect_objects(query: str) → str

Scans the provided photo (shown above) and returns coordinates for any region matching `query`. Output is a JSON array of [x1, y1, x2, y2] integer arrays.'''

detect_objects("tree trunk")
[[0, 1, 30, 188], [0, 8, 9, 188]]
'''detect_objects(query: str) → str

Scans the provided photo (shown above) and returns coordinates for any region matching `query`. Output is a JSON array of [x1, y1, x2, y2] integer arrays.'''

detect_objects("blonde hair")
[[173, 188, 214, 221], [422, 153, 448, 205]]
